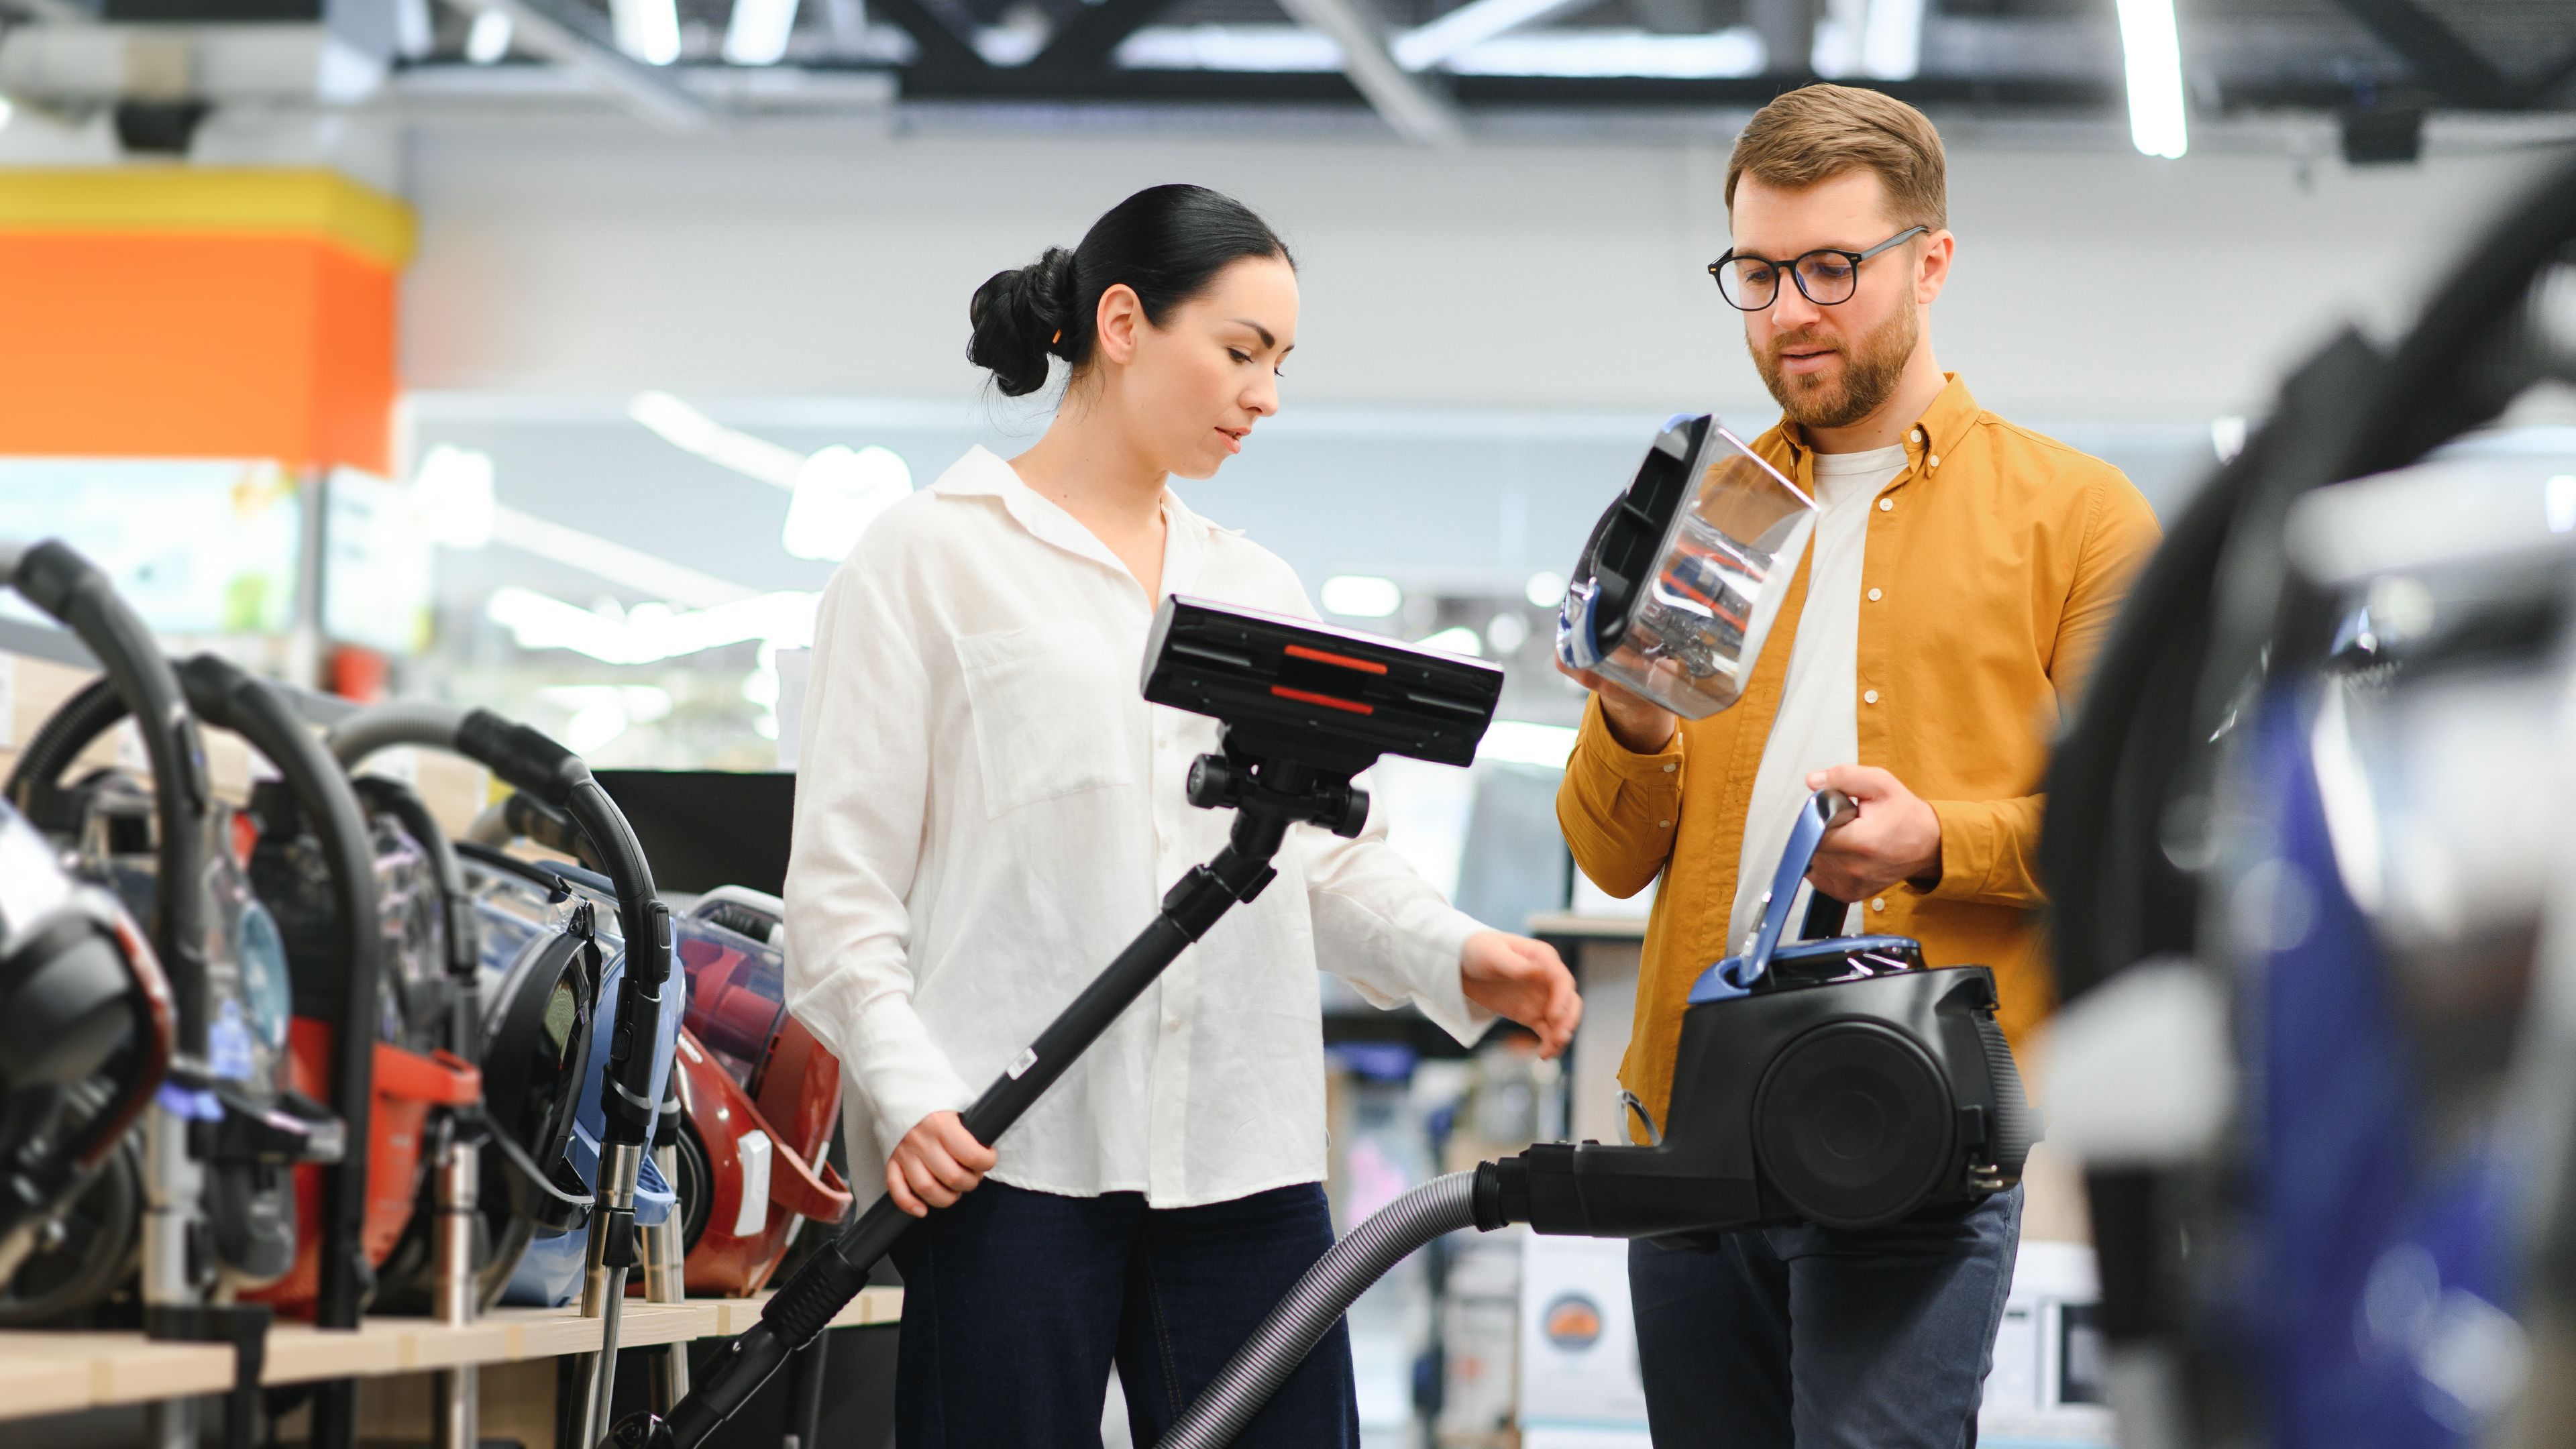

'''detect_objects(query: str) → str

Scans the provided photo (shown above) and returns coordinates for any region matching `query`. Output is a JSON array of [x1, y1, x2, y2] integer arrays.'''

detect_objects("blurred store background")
[[0, 0, 2571, 1444]]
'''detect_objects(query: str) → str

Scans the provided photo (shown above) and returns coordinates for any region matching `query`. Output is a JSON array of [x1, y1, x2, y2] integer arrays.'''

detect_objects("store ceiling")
[[387, 0, 2576, 119]]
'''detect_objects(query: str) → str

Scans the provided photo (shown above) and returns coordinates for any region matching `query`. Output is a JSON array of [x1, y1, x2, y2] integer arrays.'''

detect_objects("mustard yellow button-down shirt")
[[1558, 376, 2161, 1131]]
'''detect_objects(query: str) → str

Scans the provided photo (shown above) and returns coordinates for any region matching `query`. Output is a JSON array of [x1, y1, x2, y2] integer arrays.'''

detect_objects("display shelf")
[[0, 1287, 902, 1421]]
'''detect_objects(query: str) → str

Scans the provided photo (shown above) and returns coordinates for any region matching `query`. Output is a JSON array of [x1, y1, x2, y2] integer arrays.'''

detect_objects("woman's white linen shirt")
[[784, 445, 1492, 1208]]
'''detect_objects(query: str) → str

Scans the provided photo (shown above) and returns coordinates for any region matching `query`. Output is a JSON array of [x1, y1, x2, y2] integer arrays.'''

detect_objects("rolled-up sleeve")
[[1556, 692, 1686, 899], [783, 563, 975, 1157], [1301, 812, 1493, 1046]]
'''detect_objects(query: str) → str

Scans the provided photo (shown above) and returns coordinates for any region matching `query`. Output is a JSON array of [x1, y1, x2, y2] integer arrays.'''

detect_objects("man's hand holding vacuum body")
[[888, 929, 1579, 1216], [1560, 662, 1941, 910]]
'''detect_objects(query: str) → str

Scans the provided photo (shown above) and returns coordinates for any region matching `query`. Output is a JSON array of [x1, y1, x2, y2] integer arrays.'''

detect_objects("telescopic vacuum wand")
[[602, 596, 1503, 1449]]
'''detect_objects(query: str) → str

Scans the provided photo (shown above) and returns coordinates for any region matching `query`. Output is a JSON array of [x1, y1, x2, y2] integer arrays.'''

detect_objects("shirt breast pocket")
[[955, 624, 1138, 818]]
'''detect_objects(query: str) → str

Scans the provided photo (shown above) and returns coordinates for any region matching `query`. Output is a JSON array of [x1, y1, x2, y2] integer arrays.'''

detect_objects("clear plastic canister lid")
[[1557, 416, 1816, 720]]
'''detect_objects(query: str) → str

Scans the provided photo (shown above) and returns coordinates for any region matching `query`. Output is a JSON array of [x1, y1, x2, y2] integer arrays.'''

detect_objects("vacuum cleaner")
[[598, 595, 1503, 1449], [326, 703, 687, 1448], [332, 764, 495, 1449], [1152, 784, 2032, 1446], [2037, 149, 2576, 1449], [1555, 410, 1815, 718], [0, 793, 175, 1318], [12, 652, 484, 1449], [0, 541, 340, 1449], [667, 888, 851, 1298]]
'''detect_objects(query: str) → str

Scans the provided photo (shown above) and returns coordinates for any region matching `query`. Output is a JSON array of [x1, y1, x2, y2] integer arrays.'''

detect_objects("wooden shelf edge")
[[0, 1287, 902, 1421]]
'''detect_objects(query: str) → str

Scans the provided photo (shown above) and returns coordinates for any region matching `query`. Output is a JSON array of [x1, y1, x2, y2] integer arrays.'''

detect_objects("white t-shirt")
[[783, 446, 1491, 1209], [1725, 443, 1910, 955]]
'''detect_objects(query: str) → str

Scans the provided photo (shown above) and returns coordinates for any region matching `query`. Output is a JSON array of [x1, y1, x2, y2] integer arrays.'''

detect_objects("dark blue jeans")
[[888, 1177, 1358, 1449], [1627, 1186, 2021, 1449]]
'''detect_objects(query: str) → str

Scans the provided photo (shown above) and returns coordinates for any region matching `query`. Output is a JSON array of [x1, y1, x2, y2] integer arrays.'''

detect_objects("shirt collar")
[[1771, 372, 1979, 476], [930, 444, 1216, 598]]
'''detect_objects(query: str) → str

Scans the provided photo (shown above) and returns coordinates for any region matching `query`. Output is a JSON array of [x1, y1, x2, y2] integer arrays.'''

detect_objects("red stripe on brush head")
[[1283, 643, 1389, 675], [1271, 686, 1374, 715]]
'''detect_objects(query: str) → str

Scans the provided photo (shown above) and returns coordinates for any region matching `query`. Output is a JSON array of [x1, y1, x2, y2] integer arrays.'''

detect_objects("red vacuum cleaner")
[[667, 889, 850, 1297]]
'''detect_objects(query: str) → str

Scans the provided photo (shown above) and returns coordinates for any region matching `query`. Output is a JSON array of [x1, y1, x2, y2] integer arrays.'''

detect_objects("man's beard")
[[1751, 303, 1918, 431]]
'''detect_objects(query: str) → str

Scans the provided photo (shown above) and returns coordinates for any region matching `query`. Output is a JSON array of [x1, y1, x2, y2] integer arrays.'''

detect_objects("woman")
[[784, 184, 1581, 1448]]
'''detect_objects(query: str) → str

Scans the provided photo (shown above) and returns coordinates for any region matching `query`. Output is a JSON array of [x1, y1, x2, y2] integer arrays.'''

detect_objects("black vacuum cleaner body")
[[1157, 788, 2039, 1449], [1494, 788, 2034, 1239]]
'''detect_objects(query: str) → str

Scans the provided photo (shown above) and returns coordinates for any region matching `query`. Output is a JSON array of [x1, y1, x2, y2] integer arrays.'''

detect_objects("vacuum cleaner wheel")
[[1753, 1021, 1955, 1230], [674, 1118, 713, 1254], [0, 1081, 142, 1325]]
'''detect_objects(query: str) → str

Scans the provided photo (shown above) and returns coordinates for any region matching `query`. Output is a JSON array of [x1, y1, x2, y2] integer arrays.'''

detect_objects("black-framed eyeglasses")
[[1708, 225, 1927, 311]]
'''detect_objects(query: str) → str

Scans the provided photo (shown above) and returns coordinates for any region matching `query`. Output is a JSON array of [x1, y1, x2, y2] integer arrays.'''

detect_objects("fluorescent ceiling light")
[[1320, 575, 1404, 618], [464, 9, 514, 64], [538, 684, 672, 755], [1119, 25, 1342, 72], [1856, 0, 1922, 80], [1477, 720, 1579, 771], [724, 0, 802, 66], [629, 390, 804, 489], [784, 445, 912, 561], [1417, 625, 1485, 657], [487, 587, 819, 665], [1391, 0, 1591, 72], [491, 504, 751, 609], [409, 444, 497, 549], [1443, 27, 1761, 78], [610, 0, 684, 66], [2549, 475, 2576, 535], [1118, 23, 1763, 79], [2115, 0, 2188, 158]]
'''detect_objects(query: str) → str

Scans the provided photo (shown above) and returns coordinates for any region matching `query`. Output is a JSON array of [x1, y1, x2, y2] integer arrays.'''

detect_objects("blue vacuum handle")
[[1739, 788, 1856, 987]]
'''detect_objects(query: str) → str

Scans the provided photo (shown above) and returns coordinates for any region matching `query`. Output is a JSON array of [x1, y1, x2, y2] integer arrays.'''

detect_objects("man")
[[1558, 85, 2160, 1447]]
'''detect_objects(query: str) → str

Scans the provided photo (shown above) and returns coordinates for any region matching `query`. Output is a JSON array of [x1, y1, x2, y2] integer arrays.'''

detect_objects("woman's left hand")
[[1460, 931, 1582, 1058]]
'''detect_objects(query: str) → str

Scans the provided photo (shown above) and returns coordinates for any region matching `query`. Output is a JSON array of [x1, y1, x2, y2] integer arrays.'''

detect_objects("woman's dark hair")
[[967, 184, 1294, 398]]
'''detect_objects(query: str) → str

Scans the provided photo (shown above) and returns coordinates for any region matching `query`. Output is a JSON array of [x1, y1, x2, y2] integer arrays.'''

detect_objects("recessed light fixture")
[[1523, 571, 1567, 608], [1320, 575, 1404, 618], [464, 8, 513, 64], [1417, 625, 1484, 657], [724, 0, 802, 65], [784, 445, 912, 561]]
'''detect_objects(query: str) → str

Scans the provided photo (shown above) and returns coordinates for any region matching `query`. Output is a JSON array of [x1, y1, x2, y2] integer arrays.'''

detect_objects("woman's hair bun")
[[967, 246, 1077, 398]]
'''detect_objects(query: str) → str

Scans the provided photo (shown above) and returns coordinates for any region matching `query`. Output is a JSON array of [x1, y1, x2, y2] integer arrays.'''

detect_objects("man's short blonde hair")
[[1725, 84, 1947, 232]]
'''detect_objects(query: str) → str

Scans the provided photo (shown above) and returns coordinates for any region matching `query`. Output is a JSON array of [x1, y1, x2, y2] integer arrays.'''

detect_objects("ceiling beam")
[[0, 0, 90, 21], [2322, 0, 2520, 107], [487, 0, 711, 127], [1026, 0, 1175, 77], [1275, 0, 1464, 144], [863, 0, 992, 77], [1389, 0, 1597, 72]]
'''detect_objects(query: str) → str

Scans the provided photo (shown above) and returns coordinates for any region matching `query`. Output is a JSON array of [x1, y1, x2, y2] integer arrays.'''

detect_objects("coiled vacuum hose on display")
[[1156, 1171, 1483, 1449]]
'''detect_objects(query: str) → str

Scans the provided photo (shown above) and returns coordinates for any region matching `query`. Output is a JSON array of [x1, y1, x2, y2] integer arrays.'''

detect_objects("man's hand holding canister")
[[1803, 764, 1942, 899], [1558, 661, 1678, 756]]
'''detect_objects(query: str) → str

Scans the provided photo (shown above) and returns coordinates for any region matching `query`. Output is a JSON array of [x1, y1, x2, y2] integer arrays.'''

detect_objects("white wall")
[[397, 115, 2565, 425]]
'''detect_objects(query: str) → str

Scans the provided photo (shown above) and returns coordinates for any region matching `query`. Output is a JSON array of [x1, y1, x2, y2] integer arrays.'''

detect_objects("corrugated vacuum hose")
[[1156, 1171, 1483, 1449]]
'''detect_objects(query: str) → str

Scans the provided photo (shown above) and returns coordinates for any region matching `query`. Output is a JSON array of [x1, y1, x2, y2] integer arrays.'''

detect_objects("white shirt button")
[[1878, 498, 1892, 512], [1871, 897, 1886, 912], [1912, 427, 1925, 442], [1864, 689, 1880, 704], [1928, 454, 1941, 469], [1662, 762, 1677, 773], [1658, 820, 1672, 829], [1866, 588, 1882, 602]]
